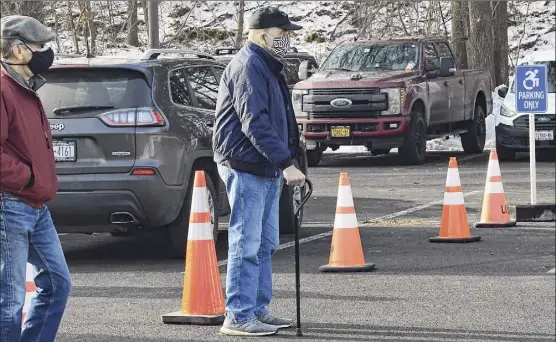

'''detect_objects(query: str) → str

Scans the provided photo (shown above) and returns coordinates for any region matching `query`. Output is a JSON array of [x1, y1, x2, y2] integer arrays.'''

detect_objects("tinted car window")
[[436, 42, 453, 58], [169, 68, 193, 107], [38, 68, 152, 118], [185, 66, 219, 110], [283, 58, 302, 84], [424, 43, 440, 70], [212, 65, 224, 83]]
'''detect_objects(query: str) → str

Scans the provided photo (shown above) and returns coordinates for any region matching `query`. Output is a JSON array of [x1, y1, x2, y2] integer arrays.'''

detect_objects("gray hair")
[[0, 37, 22, 60]]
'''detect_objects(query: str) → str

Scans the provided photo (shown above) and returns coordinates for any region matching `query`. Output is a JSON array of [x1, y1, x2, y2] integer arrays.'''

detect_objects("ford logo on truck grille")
[[330, 98, 353, 108]]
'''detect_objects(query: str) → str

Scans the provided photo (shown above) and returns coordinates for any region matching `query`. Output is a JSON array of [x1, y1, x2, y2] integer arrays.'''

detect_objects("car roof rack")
[[141, 49, 214, 60], [54, 53, 94, 59], [214, 47, 241, 56]]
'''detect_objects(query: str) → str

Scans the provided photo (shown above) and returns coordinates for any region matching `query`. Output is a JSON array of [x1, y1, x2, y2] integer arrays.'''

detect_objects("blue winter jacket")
[[212, 42, 300, 178]]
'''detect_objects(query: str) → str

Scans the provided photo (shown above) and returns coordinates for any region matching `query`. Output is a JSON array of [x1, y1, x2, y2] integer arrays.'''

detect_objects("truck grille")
[[303, 88, 387, 119], [310, 88, 380, 96], [513, 115, 556, 130]]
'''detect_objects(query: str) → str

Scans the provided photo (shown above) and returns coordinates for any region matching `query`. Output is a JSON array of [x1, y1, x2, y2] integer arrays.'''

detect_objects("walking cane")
[[293, 179, 313, 337]]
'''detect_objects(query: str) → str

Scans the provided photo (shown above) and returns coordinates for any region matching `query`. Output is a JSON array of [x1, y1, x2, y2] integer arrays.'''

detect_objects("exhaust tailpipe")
[[110, 212, 137, 225]]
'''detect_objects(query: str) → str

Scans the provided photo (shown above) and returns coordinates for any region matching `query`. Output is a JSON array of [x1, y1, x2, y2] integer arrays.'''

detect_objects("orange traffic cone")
[[23, 263, 37, 324], [475, 150, 516, 228], [319, 172, 375, 272], [162, 171, 225, 325], [429, 157, 481, 243]]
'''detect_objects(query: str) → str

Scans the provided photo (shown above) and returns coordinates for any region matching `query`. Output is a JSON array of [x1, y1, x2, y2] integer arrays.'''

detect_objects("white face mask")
[[264, 34, 290, 57]]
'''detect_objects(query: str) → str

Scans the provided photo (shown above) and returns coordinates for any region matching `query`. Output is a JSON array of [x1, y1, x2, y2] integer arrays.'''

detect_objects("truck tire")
[[461, 104, 486, 154], [166, 170, 219, 258], [278, 183, 306, 235], [496, 140, 516, 161], [399, 111, 427, 165], [307, 150, 323, 167]]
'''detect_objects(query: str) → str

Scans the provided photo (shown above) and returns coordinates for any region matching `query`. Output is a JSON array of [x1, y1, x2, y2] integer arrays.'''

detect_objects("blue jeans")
[[0, 192, 72, 342], [217, 164, 281, 323]]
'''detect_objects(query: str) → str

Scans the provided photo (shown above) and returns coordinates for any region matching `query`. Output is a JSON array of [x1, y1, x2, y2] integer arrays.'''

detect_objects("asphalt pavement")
[[55, 150, 555, 342]]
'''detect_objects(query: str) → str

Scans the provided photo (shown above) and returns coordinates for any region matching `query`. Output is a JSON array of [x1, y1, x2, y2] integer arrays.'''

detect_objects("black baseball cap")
[[248, 7, 303, 31]]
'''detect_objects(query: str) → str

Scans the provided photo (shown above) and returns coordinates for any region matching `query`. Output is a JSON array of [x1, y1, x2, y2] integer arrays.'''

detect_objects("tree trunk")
[[492, 1, 509, 86], [235, 0, 245, 48], [142, 0, 149, 39], [67, 1, 80, 54], [451, 0, 469, 69], [468, 1, 495, 88], [127, 1, 140, 47]]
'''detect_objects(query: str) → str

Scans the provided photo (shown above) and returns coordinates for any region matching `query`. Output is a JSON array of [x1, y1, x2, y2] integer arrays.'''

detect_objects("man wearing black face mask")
[[213, 7, 305, 337], [0, 15, 71, 342]]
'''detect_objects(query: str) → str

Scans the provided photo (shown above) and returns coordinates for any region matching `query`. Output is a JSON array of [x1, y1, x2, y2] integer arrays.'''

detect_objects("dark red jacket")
[[1, 67, 57, 208]]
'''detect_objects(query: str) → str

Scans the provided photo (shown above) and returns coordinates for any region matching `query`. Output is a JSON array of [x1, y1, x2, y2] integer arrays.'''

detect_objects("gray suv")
[[39, 49, 309, 257]]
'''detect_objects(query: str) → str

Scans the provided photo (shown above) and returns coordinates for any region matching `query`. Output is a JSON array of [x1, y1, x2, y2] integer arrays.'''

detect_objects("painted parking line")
[[217, 190, 482, 267]]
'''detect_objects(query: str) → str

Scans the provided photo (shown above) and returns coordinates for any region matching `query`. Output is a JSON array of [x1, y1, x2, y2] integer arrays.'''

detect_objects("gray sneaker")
[[219, 317, 278, 336], [257, 314, 294, 329]]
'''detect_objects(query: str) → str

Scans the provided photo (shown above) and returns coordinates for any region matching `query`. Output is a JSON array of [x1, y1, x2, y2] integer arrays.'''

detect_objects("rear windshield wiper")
[[53, 105, 114, 116]]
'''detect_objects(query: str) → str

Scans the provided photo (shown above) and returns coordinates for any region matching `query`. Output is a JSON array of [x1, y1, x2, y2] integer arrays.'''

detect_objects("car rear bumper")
[[298, 117, 408, 149], [496, 123, 556, 151], [47, 172, 184, 233]]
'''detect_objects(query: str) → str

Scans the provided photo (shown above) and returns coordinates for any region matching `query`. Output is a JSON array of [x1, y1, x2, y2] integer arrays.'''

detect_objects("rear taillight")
[[96, 107, 165, 127]]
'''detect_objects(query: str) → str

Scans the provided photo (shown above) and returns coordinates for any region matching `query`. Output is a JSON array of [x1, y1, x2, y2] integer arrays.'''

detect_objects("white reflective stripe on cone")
[[443, 192, 465, 205], [187, 222, 213, 241], [333, 213, 359, 229], [336, 186, 355, 207], [488, 159, 502, 177], [445, 168, 462, 186], [26, 263, 34, 279], [191, 187, 210, 213], [486, 181, 505, 194]]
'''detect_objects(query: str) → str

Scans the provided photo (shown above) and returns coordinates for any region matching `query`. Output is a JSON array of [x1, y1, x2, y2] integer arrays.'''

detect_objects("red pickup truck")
[[293, 37, 493, 166]]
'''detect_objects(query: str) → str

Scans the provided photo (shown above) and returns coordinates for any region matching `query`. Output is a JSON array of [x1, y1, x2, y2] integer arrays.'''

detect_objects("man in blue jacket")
[[213, 7, 306, 337]]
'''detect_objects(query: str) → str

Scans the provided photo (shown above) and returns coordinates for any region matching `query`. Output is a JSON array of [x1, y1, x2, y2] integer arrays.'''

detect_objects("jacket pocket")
[[24, 162, 48, 200]]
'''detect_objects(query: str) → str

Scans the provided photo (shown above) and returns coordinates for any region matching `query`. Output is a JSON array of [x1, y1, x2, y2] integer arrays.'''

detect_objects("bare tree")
[[142, 0, 149, 39], [67, 1, 80, 54], [235, 0, 245, 48], [468, 1, 496, 87], [127, 1, 140, 47], [451, 0, 469, 69], [78, 0, 97, 56], [492, 1, 509, 86]]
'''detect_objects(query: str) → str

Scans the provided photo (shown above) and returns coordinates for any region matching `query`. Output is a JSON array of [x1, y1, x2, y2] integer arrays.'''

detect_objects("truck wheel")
[[307, 150, 323, 167], [399, 111, 427, 165], [461, 104, 486, 154], [279, 183, 306, 235], [496, 140, 516, 161], [166, 170, 219, 258]]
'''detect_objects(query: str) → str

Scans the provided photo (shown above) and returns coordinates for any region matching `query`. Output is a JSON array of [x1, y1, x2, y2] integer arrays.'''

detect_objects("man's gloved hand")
[[283, 165, 306, 187]]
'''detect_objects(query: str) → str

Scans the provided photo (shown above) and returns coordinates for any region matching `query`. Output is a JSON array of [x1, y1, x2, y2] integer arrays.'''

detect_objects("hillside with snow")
[[36, 1, 555, 152]]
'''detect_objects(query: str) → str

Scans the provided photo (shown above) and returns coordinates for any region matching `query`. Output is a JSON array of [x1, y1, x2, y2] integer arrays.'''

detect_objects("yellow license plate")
[[331, 126, 350, 137]]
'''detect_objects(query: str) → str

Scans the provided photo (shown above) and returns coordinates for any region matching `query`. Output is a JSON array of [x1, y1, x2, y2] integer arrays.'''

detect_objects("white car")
[[495, 51, 555, 161]]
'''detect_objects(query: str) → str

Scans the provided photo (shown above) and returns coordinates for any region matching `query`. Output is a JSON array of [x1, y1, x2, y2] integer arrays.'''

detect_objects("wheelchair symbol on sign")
[[523, 69, 540, 90]]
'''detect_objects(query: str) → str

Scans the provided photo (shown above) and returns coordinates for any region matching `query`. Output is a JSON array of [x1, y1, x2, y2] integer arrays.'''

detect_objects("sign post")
[[514, 64, 547, 205]]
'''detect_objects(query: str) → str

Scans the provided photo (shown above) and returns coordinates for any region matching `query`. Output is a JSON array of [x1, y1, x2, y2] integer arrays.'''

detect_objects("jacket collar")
[[0, 61, 46, 93], [246, 41, 284, 76]]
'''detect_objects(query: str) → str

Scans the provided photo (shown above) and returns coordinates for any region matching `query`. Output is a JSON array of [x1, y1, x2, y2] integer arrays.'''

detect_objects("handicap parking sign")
[[515, 64, 548, 113]]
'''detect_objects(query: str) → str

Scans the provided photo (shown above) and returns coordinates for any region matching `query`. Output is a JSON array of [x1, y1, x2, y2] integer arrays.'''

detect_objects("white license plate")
[[535, 130, 554, 141], [53, 140, 76, 162]]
